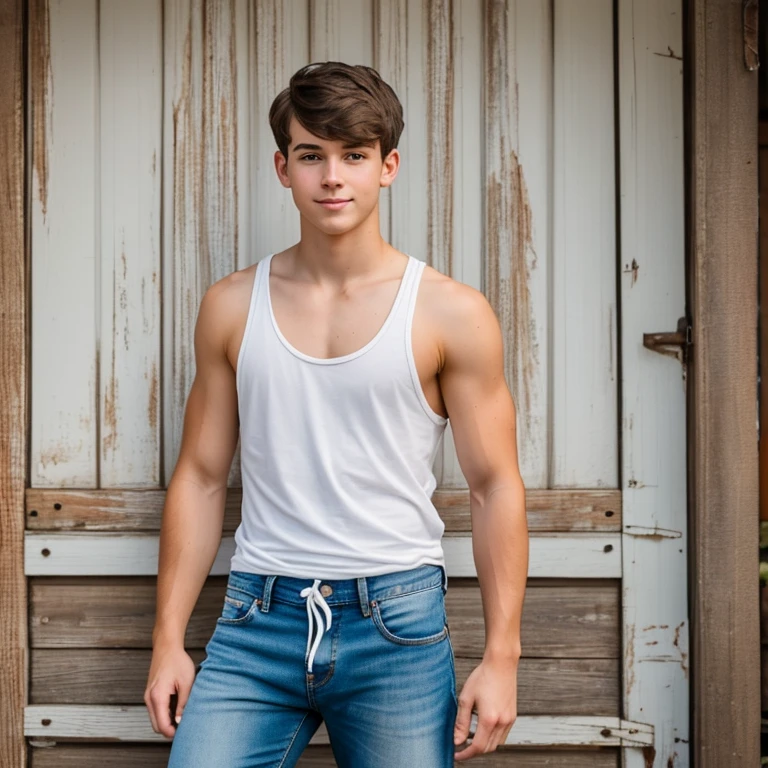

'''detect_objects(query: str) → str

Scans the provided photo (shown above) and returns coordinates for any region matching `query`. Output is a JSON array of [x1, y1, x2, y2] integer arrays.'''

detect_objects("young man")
[[145, 61, 528, 767]]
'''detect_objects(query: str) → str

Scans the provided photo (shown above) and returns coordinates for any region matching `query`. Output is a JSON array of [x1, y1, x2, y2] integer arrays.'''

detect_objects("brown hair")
[[269, 61, 404, 161]]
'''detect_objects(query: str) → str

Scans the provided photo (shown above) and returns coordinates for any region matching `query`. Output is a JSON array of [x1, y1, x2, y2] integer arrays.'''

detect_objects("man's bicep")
[[175, 286, 240, 489], [439, 289, 521, 495]]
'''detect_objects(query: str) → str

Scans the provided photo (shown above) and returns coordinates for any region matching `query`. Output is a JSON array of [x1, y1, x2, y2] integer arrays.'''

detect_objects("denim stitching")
[[216, 596, 261, 625], [371, 601, 449, 646], [277, 711, 312, 768]]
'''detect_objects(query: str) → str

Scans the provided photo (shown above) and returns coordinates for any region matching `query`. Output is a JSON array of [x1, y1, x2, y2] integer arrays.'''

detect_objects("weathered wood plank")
[[98, 0, 163, 487], [30, 744, 622, 768], [30, 577, 619, 658], [30, 650, 618, 715], [30, 0, 99, 486], [309, 0, 373, 66], [689, 0, 760, 764], [552, 0, 618, 487], [250, 0, 307, 258], [25, 706, 651, 746], [617, 1, 689, 766], [481, 0, 551, 490], [1, 1, 27, 766], [25, 487, 621, 532], [162, 0, 241, 484], [25, 531, 621, 577]]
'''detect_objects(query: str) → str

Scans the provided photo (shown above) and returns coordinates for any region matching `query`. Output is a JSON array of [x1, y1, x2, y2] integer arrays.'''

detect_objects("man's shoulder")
[[196, 263, 259, 355], [420, 264, 495, 328]]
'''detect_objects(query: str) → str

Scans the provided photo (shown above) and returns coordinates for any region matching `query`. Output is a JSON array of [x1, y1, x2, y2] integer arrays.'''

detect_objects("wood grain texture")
[[25, 705, 649, 745], [760, 146, 768, 524], [0, 1, 27, 765], [30, 0, 99, 487], [29, 744, 621, 768], [29, 649, 618, 715], [689, 0, 760, 764], [28, 576, 619, 656], [617, 1, 689, 765], [24, 531, 621, 577], [25, 487, 621, 531], [162, 0, 241, 484], [552, 0, 618, 488], [99, 0, 163, 487]]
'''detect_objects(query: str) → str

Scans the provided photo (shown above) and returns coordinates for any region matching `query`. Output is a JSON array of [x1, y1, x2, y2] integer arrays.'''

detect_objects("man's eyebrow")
[[291, 142, 375, 152]]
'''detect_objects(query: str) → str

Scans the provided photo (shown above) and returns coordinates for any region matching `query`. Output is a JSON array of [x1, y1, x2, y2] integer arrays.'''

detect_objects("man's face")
[[274, 116, 399, 236]]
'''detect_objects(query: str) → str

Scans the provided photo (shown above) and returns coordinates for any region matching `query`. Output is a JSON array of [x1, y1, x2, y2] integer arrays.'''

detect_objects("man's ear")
[[274, 150, 291, 188], [380, 148, 400, 188]]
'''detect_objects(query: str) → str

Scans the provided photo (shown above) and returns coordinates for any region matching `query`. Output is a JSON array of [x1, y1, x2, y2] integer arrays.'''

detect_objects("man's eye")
[[347, 153, 364, 160], [301, 154, 320, 161]]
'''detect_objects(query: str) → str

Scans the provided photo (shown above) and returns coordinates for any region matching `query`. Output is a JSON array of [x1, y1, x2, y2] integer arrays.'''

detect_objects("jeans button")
[[320, 584, 333, 597]]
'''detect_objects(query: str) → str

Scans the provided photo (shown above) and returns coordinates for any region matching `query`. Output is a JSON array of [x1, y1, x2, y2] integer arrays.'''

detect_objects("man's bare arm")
[[151, 280, 240, 649], [437, 281, 527, 759], [145, 278, 241, 737]]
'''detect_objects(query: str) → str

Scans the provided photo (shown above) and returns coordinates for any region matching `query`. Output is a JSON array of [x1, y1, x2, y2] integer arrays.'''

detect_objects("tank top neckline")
[[263, 251, 417, 366]]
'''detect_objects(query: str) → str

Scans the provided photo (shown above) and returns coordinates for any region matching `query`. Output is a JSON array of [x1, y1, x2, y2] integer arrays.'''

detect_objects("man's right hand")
[[144, 643, 197, 739]]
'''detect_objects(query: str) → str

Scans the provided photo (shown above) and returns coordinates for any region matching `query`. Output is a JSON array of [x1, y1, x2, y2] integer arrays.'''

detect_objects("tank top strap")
[[396, 255, 425, 328]]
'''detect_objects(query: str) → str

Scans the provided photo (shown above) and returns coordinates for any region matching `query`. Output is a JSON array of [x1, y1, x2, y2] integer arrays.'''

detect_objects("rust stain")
[[484, 0, 537, 433], [673, 620, 688, 678], [667, 752, 678, 766], [148, 360, 159, 431], [625, 622, 636, 696], [30, 0, 52, 217], [39, 442, 76, 468], [486, 154, 536, 425], [642, 746, 656, 768], [653, 46, 682, 62], [426, 0, 454, 277], [624, 258, 640, 285]]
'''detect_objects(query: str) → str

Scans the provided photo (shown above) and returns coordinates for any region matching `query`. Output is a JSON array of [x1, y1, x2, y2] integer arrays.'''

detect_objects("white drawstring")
[[299, 579, 333, 673]]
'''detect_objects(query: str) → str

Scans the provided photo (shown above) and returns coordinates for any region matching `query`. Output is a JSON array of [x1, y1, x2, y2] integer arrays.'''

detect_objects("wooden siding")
[[21, 0, 656, 763], [1, 1, 27, 766], [617, 0, 689, 765], [688, 0, 761, 764], [29, 0, 620, 492], [29, 744, 622, 768]]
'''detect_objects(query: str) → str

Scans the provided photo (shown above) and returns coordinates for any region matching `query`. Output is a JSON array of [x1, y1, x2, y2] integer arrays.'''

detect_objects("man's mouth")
[[316, 199, 352, 210]]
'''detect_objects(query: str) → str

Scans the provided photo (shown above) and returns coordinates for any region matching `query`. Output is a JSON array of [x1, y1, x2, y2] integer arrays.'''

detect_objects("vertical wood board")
[[618, 1, 689, 765], [552, 0, 618, 488], [99, 0, 163, 487], [30, 0, 99, 487], [1, 1, 27, 765]]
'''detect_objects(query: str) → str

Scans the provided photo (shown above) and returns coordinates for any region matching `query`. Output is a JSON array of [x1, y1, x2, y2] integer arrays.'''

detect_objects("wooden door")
[[22, 1, 688, 765]]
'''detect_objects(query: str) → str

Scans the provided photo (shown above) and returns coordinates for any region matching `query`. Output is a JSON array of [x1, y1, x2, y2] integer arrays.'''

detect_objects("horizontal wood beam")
[[29, 579, 620, 657], [25, 532, 622, 578], [26, 487, 621, 532], [29, 650, 619, 715], [24, 706, 653, 747]]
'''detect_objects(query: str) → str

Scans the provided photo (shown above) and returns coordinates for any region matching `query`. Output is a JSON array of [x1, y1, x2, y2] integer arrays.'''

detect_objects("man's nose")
[[321, 159, 343, 187]]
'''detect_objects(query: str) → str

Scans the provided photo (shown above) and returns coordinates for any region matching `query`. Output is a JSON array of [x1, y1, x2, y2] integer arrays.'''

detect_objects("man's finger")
[[144, 693, 159, 734], [453, 697, 473, 744], [150, 687, 176, 738]]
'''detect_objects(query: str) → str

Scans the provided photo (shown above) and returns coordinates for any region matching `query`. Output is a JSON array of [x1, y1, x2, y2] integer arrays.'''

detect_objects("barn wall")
[[24, 0, 637, 764]]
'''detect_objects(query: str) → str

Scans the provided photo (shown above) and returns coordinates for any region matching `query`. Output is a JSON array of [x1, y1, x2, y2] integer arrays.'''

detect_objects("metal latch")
[[642, 316, 691, 366]]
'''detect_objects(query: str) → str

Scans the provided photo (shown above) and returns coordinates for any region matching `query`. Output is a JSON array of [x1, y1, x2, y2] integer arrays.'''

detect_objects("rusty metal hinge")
[[744, 0, 758, 71], [642, 316, 691, 366]]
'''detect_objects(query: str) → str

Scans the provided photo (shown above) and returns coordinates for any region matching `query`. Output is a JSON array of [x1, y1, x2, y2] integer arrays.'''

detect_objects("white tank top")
[[230, 252, 449, 579]]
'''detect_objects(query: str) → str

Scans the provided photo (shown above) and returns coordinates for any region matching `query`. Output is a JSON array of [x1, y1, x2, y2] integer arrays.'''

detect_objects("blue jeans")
[[167, 563, 458, 767]]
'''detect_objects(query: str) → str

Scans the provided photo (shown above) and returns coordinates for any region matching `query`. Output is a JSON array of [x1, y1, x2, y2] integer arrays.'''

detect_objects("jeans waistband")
[[226, 563, 447, 618]]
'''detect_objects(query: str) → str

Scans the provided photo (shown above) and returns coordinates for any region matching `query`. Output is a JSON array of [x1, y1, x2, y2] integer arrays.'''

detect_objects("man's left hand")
[[453, 655, 518, 761]]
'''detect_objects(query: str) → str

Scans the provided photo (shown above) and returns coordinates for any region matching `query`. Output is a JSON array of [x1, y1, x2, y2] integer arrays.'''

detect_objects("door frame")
[[0, 0, 27, 766], [687, 0, 760, 764]]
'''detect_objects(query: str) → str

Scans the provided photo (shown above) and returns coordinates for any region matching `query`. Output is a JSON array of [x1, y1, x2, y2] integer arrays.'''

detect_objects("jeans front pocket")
[[217, 585, 260, 624], [371, 584, 449, 646]]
